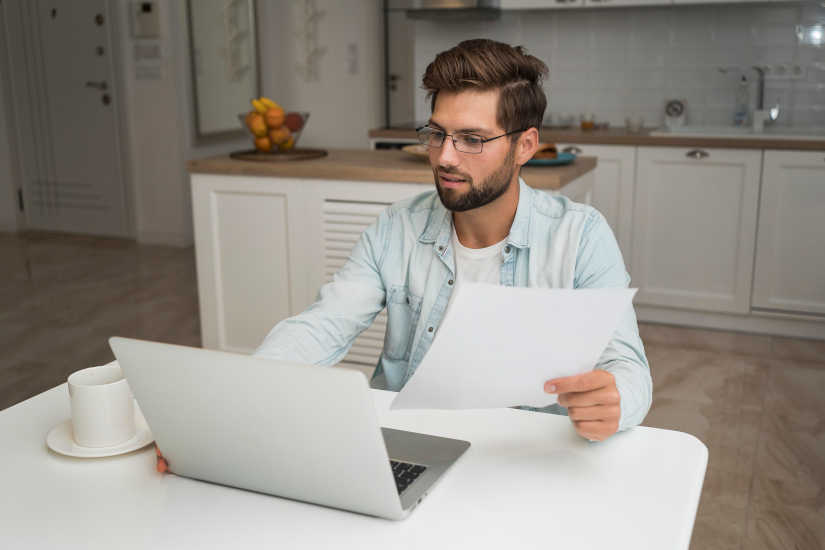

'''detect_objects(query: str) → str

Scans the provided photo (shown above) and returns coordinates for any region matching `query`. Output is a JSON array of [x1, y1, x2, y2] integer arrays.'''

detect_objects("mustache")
[[436, 167, 470, 180]]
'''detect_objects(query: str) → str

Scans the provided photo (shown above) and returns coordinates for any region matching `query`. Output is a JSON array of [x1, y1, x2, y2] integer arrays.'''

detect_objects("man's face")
[[428, 89, 518, 212]]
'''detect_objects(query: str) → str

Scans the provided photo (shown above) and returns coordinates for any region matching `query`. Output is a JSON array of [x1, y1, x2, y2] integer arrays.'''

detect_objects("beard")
[[434, 145, 517, 212]]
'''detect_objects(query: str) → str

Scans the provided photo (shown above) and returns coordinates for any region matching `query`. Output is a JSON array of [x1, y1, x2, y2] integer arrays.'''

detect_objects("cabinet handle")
[[686, 149, 709, 159], [562, 146, 582, 155]]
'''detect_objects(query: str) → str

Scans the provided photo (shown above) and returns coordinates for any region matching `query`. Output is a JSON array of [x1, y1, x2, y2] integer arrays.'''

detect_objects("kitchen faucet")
[[751, 65, 780, 132]]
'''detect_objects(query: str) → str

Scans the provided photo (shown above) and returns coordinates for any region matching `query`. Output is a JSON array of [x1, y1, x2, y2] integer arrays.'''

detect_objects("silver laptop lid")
[[109, 337, 404, 519]]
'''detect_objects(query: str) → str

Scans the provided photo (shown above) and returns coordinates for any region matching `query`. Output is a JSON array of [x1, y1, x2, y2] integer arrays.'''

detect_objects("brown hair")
[[422, 39, 549, 135]]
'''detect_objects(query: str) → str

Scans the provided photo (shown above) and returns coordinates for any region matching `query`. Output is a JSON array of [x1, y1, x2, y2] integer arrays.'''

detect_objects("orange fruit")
[[264, 107, 285, 129], [254, 136, 272, 152], [245, 111, 267, 137], [268, 126, 291, 145]]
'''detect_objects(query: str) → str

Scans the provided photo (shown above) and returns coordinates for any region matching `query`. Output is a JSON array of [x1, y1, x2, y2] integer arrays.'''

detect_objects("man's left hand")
[[544, 370, 620, 442]]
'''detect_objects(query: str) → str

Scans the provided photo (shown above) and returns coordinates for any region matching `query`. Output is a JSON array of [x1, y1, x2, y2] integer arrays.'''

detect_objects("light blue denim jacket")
[[255, 178, 652, 430]]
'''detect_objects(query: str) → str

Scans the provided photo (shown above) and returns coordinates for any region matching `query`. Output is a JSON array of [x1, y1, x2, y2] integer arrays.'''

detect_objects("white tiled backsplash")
[[411, 3, 825, 128]]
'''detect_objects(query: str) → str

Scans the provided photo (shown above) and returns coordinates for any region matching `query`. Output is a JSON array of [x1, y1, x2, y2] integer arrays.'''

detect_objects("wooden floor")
[[1, 231, 823, 550]]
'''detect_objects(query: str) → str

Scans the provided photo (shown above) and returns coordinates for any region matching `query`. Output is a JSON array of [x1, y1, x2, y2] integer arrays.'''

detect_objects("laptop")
[[109, 337, 470, 520]]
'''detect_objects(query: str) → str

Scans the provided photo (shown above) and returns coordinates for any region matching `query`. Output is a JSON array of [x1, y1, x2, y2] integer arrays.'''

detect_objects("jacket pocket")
[[383, 285, 422, 361]]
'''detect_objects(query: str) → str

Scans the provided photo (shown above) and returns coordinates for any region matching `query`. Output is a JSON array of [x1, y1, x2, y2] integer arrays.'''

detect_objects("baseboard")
[[637, 305, 825, 341]]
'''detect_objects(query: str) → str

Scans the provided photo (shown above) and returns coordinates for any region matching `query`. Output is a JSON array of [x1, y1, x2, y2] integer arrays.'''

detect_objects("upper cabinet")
[[752, 150, 825, 317], [631, 146, 761, 314]]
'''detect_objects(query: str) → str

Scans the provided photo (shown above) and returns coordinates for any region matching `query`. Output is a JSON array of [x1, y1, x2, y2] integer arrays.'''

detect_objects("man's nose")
[[435, 135, 461, 167]]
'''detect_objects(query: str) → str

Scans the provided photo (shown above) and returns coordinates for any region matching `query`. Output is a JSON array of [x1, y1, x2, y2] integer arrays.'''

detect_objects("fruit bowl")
[[239, 97, 310, 153]]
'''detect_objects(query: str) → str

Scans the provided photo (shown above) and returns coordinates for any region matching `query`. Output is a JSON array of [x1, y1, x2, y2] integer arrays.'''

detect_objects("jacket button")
[[428, 326, 434, 333], [438, 245, 444, 252], [504, 245, 511, 253], [448, 279, 454, 285]]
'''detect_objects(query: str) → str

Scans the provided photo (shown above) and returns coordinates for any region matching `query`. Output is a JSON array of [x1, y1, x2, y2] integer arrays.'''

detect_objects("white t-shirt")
[[445, 226, 506, 315]]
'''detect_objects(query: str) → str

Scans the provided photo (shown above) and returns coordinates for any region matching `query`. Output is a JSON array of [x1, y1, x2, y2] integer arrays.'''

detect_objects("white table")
[[1, 385, 707, 549]]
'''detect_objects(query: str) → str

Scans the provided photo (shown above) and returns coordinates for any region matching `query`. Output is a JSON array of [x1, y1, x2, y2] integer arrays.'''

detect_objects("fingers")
[[573, 419, 619, 442], [544, 370, 614, 395], [567, 404, 620, 422], [557, 385, 620, 408], [155, 444, 169, 473]]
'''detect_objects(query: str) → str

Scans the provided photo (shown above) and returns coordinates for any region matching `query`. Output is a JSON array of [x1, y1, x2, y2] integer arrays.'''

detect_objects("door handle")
[[85, 80, 108, 91], [686, 149, 709, 159], [562, 146, 582, 155]]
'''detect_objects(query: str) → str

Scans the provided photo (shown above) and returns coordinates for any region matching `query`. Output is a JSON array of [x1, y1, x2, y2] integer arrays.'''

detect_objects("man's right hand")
[[155, 444, 169, 473]]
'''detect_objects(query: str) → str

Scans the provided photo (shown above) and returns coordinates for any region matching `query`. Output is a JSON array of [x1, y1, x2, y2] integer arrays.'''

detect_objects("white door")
[[12, 0, 128, 236], [632, 146, 761, 314], [752, 150, 825, 316]]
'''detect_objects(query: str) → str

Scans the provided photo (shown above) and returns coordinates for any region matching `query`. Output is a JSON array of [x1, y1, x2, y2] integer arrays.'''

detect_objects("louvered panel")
[[322, 200, 391, 366]]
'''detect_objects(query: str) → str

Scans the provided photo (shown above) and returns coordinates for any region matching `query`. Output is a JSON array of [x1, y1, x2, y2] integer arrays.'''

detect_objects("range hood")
[[387, 0, 501, 20]]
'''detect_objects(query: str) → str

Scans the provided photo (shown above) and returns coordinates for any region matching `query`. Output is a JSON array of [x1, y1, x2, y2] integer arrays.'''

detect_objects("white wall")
[[258, 0, 384, 149], [1, 0, 384, 242], [0, 3, 21, 233], [408, 3, 825, 128], [118, 0, 382, 246]]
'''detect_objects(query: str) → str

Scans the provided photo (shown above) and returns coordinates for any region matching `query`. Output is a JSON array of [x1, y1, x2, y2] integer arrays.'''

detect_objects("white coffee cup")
[[67, 361, 136, 448]]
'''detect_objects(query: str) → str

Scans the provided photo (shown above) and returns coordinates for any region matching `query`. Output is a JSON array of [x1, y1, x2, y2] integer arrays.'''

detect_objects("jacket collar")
[[418, 177, 533, 249]]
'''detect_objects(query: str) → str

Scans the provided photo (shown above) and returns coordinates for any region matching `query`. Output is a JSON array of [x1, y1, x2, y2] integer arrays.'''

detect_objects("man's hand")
[[155, 444, 169, 473], [544, 370, 620, 442]]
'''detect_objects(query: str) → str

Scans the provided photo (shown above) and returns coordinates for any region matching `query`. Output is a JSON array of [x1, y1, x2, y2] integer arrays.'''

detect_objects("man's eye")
[[458, 134, 483, 145]]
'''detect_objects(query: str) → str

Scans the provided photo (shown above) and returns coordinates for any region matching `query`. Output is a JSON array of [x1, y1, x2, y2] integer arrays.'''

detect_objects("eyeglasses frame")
[[415, 125, 528, 154]]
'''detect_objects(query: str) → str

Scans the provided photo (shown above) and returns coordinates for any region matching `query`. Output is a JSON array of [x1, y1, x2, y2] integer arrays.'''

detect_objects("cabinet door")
[[192, 175, 296, 353], [632, 147, 761, 313], [752, 150, 825, 316], [558, 144, 636, 261]]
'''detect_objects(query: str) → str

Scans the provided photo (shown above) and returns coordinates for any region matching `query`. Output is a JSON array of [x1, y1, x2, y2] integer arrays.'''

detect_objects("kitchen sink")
[[649, 125, 825, 140]]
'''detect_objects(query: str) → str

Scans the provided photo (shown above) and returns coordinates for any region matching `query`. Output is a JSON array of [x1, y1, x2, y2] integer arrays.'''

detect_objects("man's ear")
[[515, 127, 540, 166]]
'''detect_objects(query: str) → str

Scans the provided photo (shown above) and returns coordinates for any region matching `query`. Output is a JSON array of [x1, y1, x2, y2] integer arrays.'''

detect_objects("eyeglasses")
[[415, 126, 527, 154]]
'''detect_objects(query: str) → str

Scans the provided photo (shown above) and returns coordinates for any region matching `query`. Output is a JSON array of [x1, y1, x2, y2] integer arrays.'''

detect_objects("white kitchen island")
[[188, 149, 596, 372]]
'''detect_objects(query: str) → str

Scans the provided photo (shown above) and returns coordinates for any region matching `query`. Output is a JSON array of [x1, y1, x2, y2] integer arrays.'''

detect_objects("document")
[[390, 284, 637, 410]]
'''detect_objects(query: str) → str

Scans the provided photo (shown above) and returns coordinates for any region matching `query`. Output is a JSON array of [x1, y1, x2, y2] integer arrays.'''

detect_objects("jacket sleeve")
[[574, 208, 652, 431], [253, 208, 392, 366]]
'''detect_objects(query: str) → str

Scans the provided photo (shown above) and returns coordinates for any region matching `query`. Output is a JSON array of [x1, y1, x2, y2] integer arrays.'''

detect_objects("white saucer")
[[46, 404, 154, 458]]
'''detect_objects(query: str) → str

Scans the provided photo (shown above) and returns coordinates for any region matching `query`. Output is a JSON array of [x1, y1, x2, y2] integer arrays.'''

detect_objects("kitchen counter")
[[369, 127, 825, 151], [187, 148, 596, 191]]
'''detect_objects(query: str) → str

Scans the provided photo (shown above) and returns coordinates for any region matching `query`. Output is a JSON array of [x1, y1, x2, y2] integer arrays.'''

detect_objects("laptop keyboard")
[[390, 460, 427, 494]]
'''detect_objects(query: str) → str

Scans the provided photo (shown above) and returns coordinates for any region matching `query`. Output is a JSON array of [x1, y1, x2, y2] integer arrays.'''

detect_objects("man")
[[254, 39, 651, 443]]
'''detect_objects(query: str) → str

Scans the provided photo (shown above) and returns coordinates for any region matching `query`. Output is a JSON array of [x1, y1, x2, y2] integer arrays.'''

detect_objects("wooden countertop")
[[369, 127, 825, 151], [187, 149, 596, 191]]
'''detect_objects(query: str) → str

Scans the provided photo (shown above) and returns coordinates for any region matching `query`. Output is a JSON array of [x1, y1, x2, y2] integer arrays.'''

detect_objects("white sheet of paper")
[[390, 284, 637, 410]]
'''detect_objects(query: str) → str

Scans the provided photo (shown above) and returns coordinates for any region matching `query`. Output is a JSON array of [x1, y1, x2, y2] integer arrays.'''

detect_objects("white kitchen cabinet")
[[192, 174, 422, 370], [752, 150, 825, 316], [191, 175, 298, 354], [558, 144, 636, 261], [631, 147, 761, 314]]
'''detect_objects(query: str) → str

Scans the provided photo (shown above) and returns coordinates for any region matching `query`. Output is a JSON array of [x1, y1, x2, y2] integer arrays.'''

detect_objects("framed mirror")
[[187, 0, 260, 138]]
